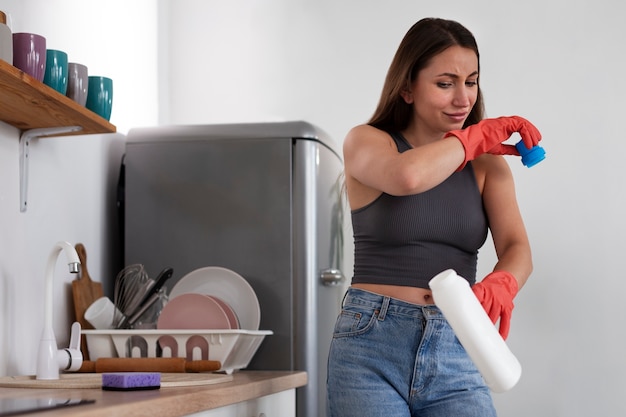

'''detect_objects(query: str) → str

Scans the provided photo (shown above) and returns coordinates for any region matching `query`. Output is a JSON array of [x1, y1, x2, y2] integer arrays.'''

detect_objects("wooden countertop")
[[0, 371, 307, 416]]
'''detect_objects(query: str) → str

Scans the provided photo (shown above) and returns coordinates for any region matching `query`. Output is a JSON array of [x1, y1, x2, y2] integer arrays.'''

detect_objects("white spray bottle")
[[429, 269, 522, 393]]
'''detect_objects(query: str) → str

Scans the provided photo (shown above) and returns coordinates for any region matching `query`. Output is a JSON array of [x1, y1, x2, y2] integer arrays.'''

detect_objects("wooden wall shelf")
[[0, 59, 116, 135]]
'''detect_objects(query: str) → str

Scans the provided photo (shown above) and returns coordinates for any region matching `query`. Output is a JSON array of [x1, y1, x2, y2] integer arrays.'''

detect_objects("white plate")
[[169, 266, 260, 330]]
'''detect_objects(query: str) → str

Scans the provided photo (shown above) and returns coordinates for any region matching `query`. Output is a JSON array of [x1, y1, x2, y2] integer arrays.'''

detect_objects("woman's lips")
[[445, 112, 468, 122]]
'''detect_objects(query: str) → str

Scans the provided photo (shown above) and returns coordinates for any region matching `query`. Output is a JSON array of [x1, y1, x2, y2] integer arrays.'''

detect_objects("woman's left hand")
[[472, 271, 519, 339]]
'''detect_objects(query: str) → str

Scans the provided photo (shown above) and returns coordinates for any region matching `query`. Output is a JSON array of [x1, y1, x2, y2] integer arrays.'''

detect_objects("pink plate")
[[157, 293, 231, 330], [207, 295, 239, 329]]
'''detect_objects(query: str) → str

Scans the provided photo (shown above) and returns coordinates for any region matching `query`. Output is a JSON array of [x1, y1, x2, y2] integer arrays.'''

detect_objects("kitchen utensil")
[[169, 266, 260, 330], [128, 287, 168, 329], [140, 267, 173, 305], [157, 293, 231, 330], [77, 357, 221, 373], [71, 243, 103, 360], [126, 267, 173, 327], [113, 264, 151, 328]]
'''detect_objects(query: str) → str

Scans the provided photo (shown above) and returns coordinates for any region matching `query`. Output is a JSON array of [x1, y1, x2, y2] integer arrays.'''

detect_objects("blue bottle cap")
[[515, 140, 545, 168]]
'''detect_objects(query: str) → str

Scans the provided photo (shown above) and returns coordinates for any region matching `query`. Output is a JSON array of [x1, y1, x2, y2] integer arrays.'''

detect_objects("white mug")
[[84, 296, 121, 329]]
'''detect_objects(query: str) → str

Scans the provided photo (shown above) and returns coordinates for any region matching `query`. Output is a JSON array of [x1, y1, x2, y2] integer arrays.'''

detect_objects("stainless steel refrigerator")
[[123, 121, 347, 417]]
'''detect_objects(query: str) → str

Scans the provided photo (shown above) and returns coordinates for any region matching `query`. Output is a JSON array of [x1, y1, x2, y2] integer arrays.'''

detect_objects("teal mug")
[[43, 49, 68, 94], [85, 76, 113, 121]]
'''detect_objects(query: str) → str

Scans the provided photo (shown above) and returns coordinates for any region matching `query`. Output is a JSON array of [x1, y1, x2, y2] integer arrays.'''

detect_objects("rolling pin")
[[77, 357, 221, 373]]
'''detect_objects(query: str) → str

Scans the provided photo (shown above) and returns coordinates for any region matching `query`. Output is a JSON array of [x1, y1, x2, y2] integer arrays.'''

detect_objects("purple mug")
[[13, 32, 46, 81]]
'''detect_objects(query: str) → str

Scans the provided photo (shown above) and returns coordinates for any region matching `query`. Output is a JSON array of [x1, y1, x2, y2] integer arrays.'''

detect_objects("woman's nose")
[[453, 87, 471, 107]]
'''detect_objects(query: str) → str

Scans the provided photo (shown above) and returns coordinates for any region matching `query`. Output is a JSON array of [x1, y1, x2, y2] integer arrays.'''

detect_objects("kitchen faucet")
[[36, 241, 84, 380]]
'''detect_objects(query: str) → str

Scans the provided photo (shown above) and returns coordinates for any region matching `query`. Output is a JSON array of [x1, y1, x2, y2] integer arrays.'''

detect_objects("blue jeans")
[[327, 288, 497, 417]]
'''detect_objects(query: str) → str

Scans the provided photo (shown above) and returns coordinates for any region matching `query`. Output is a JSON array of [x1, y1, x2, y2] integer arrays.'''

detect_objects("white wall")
[[163, 1, 626, 417], [0, 0, 157, 376], [1, 1, 625, 416]]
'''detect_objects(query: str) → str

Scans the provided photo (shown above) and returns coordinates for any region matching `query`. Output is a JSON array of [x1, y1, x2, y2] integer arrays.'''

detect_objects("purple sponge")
[[102, 372, 161, 391]]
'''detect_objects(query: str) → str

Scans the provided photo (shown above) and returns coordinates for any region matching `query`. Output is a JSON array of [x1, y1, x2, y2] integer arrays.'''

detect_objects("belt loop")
[[378, 296, 390, 321]]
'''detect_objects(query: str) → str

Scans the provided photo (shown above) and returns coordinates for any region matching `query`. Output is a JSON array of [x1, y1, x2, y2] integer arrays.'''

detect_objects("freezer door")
[[292, 138, 346, 417]]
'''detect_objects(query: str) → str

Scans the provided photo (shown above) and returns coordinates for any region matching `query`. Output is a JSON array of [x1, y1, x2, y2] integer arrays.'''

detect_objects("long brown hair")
[[368, 18, 485, 132]]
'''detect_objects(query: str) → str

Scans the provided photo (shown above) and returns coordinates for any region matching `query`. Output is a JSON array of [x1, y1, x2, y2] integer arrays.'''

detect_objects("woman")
[[326, 18, 541, 417]]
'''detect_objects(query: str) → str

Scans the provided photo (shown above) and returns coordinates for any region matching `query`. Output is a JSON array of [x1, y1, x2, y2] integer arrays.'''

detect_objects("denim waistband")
[[343, 287, 444, 320]]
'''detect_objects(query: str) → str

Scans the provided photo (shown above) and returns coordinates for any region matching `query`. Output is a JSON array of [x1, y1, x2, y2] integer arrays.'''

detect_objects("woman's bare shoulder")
[[473, 154, 513, 174], [344, 124, 393, 152], [472, 154, 515, 193]]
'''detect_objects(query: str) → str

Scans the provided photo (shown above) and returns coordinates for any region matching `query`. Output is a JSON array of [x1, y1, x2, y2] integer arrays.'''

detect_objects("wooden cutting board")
[[72, 243, 104, 360], [0, 373, 233, 389]]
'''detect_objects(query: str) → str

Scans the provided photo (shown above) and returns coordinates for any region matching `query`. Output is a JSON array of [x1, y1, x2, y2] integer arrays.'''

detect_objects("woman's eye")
[[437, 82, 453, 88], [466, 80, 478, 87]]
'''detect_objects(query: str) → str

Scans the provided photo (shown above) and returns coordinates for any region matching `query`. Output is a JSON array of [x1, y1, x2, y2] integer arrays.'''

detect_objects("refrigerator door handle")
[[320, 269, 345, 286]]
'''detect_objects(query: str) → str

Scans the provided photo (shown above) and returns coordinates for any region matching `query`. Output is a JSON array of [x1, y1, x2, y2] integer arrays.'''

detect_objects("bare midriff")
[[351, 283, 435, 305]]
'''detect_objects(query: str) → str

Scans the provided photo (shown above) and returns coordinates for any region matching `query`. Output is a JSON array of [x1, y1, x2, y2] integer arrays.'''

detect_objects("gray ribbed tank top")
[[350, 132, 488, 288]]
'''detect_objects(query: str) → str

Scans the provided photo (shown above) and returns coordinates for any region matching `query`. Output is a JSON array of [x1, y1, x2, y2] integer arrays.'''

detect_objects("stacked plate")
[[157, 266, 260, 331]]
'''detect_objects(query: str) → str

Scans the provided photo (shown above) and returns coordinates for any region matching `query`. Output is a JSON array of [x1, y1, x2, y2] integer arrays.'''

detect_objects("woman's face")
[[403, 45, 479, 139]]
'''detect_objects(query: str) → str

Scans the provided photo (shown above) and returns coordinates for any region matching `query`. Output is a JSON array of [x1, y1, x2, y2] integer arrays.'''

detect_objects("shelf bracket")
[[19, 126, 83, 213]]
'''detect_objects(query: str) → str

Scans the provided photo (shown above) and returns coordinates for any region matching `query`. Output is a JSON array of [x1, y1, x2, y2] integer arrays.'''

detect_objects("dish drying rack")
[[82, 329, 272, 374]]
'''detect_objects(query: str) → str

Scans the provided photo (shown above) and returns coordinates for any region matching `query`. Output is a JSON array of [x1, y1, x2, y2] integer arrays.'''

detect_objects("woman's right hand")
[[445, 116, 542, 170]]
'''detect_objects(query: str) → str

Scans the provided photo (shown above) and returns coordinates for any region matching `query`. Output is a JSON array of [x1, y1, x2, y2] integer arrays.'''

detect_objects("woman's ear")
[[400, 89, 414, 104]]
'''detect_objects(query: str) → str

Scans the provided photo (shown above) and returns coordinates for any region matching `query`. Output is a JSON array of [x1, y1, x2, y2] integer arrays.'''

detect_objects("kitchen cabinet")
[[0, 59, 115, 135], [187, 390, 295, 417]]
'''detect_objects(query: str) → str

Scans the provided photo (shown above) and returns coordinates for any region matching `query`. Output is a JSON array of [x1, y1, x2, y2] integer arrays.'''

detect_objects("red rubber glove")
[[471, 271, 519, 340], [445, 116, 542, 170]]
